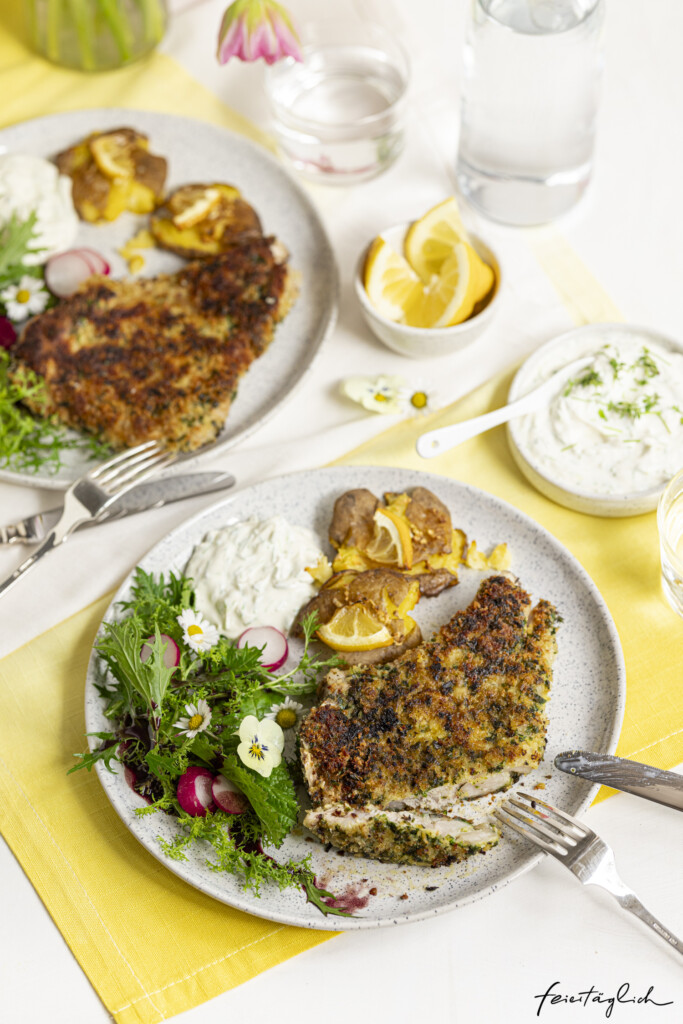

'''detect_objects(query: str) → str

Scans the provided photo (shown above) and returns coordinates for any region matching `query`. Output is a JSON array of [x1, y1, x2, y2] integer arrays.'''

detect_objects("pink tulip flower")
[[217, 0, 303, 65]]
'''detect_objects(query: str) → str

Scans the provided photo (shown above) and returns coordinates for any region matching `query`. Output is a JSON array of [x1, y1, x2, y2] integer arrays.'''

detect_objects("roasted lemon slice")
[[363, 237, 422, 323], [317, 604, 394, 651], [90, 134, 134, 181], [366, 508, 414, 568], [171, 187, 222, 229], [404, 196, 470, 283], [403, 242, 485, 328]]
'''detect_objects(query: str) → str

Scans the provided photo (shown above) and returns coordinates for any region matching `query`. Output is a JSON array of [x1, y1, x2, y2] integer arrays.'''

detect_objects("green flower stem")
[[134, 0, 166, 44], [66, 0, 96, 71], [46, 0, 63, 62], [95, 0, 133, 61]]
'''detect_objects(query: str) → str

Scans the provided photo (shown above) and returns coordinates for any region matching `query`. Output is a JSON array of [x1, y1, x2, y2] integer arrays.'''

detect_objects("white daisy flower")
[[236, 714, 284, 778], [174, 698, 212, 738], [340, 374, 407, 415], [265, 697, 304, 762], [177, 608, 220, 652], [399, 380, 443, 416], [1, 275, 49, 321]]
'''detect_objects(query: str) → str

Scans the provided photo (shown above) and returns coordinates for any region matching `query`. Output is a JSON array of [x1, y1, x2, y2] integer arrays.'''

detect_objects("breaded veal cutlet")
[[300, 575, 559, 867], [11, 235, 297, 452]]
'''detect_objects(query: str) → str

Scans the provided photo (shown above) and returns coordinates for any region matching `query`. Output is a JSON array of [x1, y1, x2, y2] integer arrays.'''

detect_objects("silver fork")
[[0, 442, 176, 600], [496, 791, 683, 958]]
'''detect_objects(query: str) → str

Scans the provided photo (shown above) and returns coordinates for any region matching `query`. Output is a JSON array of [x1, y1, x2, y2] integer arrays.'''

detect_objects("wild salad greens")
[[0, 211, 111, 473], [72, 568, 349, 917]]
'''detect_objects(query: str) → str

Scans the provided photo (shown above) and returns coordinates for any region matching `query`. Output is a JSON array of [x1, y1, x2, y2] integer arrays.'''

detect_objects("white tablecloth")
[[2, 1, 683, 1020]]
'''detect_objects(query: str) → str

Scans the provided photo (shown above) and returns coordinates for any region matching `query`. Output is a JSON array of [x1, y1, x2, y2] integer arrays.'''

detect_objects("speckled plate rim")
[[86, 466, 626, 930], [0, 108, 338, 491], [506, 323, 683, 516]]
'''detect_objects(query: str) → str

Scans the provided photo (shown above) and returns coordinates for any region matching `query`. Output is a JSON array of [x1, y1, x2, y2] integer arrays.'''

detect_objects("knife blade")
[[555, 750, 683, 811], [0, 470, 236, 545]]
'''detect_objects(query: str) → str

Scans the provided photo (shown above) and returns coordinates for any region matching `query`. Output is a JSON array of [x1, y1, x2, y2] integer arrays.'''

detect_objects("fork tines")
[[495, 791, 589, 856], [90, 442, 175, 494]]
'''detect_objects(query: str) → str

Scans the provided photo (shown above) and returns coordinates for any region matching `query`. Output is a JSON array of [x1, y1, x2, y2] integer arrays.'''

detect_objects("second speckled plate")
[[85, 466, 625, 930]]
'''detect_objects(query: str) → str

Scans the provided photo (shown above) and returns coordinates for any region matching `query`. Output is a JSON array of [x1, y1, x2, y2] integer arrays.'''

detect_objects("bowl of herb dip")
[[507, 323, 683, 517]]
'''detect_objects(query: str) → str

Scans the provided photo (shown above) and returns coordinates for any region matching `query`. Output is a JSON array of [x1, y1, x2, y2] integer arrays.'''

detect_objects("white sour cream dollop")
[[185, 516, 323, 638], [0, 154, 79, 264], [516, 337, 683, 496]]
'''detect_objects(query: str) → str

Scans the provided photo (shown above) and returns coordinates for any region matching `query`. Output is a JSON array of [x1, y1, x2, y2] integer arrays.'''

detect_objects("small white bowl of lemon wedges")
[[355, 197, 500, 359]]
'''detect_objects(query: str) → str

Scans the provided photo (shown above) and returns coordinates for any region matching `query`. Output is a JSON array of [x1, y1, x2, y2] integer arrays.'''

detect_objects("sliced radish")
[[45, 248, 109, 298], [0, 316, 16, 350], [140, 633, 180, 670], [212, 774, 249, 815], [177, 766, 216, 816], [237, 626, 288, 670], [72, 247, 110, 276]]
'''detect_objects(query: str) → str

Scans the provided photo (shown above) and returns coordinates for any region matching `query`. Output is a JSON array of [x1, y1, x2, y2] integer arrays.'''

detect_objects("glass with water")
[[265, 22, 409, 185], [457, 0, 604, 225]]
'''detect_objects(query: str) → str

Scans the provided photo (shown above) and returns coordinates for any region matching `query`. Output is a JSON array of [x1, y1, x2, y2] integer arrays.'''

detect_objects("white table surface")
[[2, 0, 683, 1020]]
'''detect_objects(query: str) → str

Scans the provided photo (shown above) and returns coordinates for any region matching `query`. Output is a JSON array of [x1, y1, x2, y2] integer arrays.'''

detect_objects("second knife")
[[555, 749, 683, 811]]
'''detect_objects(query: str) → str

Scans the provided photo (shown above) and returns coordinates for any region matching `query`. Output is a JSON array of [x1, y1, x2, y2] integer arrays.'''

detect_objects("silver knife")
[[555, 750, 683, 812], [0, 470, 236, 545]]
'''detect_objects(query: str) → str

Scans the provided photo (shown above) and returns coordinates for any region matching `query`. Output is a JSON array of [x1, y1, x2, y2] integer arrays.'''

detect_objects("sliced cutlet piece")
[[303, 804, 499, 867]]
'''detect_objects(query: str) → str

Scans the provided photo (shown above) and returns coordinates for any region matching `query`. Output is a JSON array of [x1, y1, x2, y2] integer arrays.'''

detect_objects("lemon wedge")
[[365, 508, 414, 568], [402, 242, 487, 328], [404, 197, 470, 283], [317, 604, 394, 652], [90, 135, 134, 181], [363, 237, 422, 323]]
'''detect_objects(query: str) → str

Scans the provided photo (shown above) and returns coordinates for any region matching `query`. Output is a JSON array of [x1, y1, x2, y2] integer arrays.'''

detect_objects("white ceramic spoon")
[[415, 356, 591, 459]]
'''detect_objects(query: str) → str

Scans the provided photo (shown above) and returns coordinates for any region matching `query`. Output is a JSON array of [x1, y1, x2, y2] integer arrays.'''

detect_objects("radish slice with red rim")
[[237, 626, 288, 670], [73, 247, 110, 276], [212, 775, 249, 815], [45, 250, 99, 298], [140, 633, 180, 669], [177, 767, 216, 816]]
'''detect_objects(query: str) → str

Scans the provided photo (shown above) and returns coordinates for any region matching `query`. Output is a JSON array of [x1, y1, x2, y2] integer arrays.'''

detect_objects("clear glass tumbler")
[[658, 469, 683, 618], [457, 0, 604, 225], [265, 21, 409, 185]]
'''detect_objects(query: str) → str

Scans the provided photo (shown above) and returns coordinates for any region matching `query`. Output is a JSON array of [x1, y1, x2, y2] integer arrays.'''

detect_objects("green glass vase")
[[27, 0, 168, 72]]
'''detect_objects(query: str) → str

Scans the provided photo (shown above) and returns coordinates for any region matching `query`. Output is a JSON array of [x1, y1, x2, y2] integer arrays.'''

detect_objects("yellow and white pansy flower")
[[236, 714, 284, 778], [265, 697, 304, 761], [1, 275, 49, 321], [341, 374, 441, 416], [177, 608, 220, 652]]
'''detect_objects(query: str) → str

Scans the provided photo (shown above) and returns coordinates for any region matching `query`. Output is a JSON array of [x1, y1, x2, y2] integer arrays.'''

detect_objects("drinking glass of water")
[[265, 21, 409, 185], [457, 0, 604, 225]]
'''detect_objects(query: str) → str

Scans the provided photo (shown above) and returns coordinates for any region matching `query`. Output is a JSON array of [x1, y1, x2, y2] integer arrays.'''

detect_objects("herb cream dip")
[[186, 516, 322, 637], [516, 336, 683, 496], [0, 154, 78, 264]]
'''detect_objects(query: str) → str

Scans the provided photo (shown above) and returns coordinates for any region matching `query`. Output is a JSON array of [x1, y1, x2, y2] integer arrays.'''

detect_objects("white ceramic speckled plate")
[[0, 109, 337, 490], [86, 466, 625, 930]]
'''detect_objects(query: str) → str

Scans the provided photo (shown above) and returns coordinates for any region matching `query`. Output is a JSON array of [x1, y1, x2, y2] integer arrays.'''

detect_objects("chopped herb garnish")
[[563, 368, 603, 396]]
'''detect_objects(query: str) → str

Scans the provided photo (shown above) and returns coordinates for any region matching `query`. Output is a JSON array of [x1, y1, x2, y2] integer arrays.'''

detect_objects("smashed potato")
[[55, 128, 167, 223], [150, 183, 262, 258]]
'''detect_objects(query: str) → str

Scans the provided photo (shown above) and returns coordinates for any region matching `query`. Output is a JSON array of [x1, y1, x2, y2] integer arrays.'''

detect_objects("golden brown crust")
[[11, 237, 293, 452], [300, 575, 559, 808]]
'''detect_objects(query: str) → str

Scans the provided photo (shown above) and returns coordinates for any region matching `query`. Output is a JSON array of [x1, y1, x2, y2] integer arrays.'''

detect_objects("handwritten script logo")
[[534, 982, 673, 1018]]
